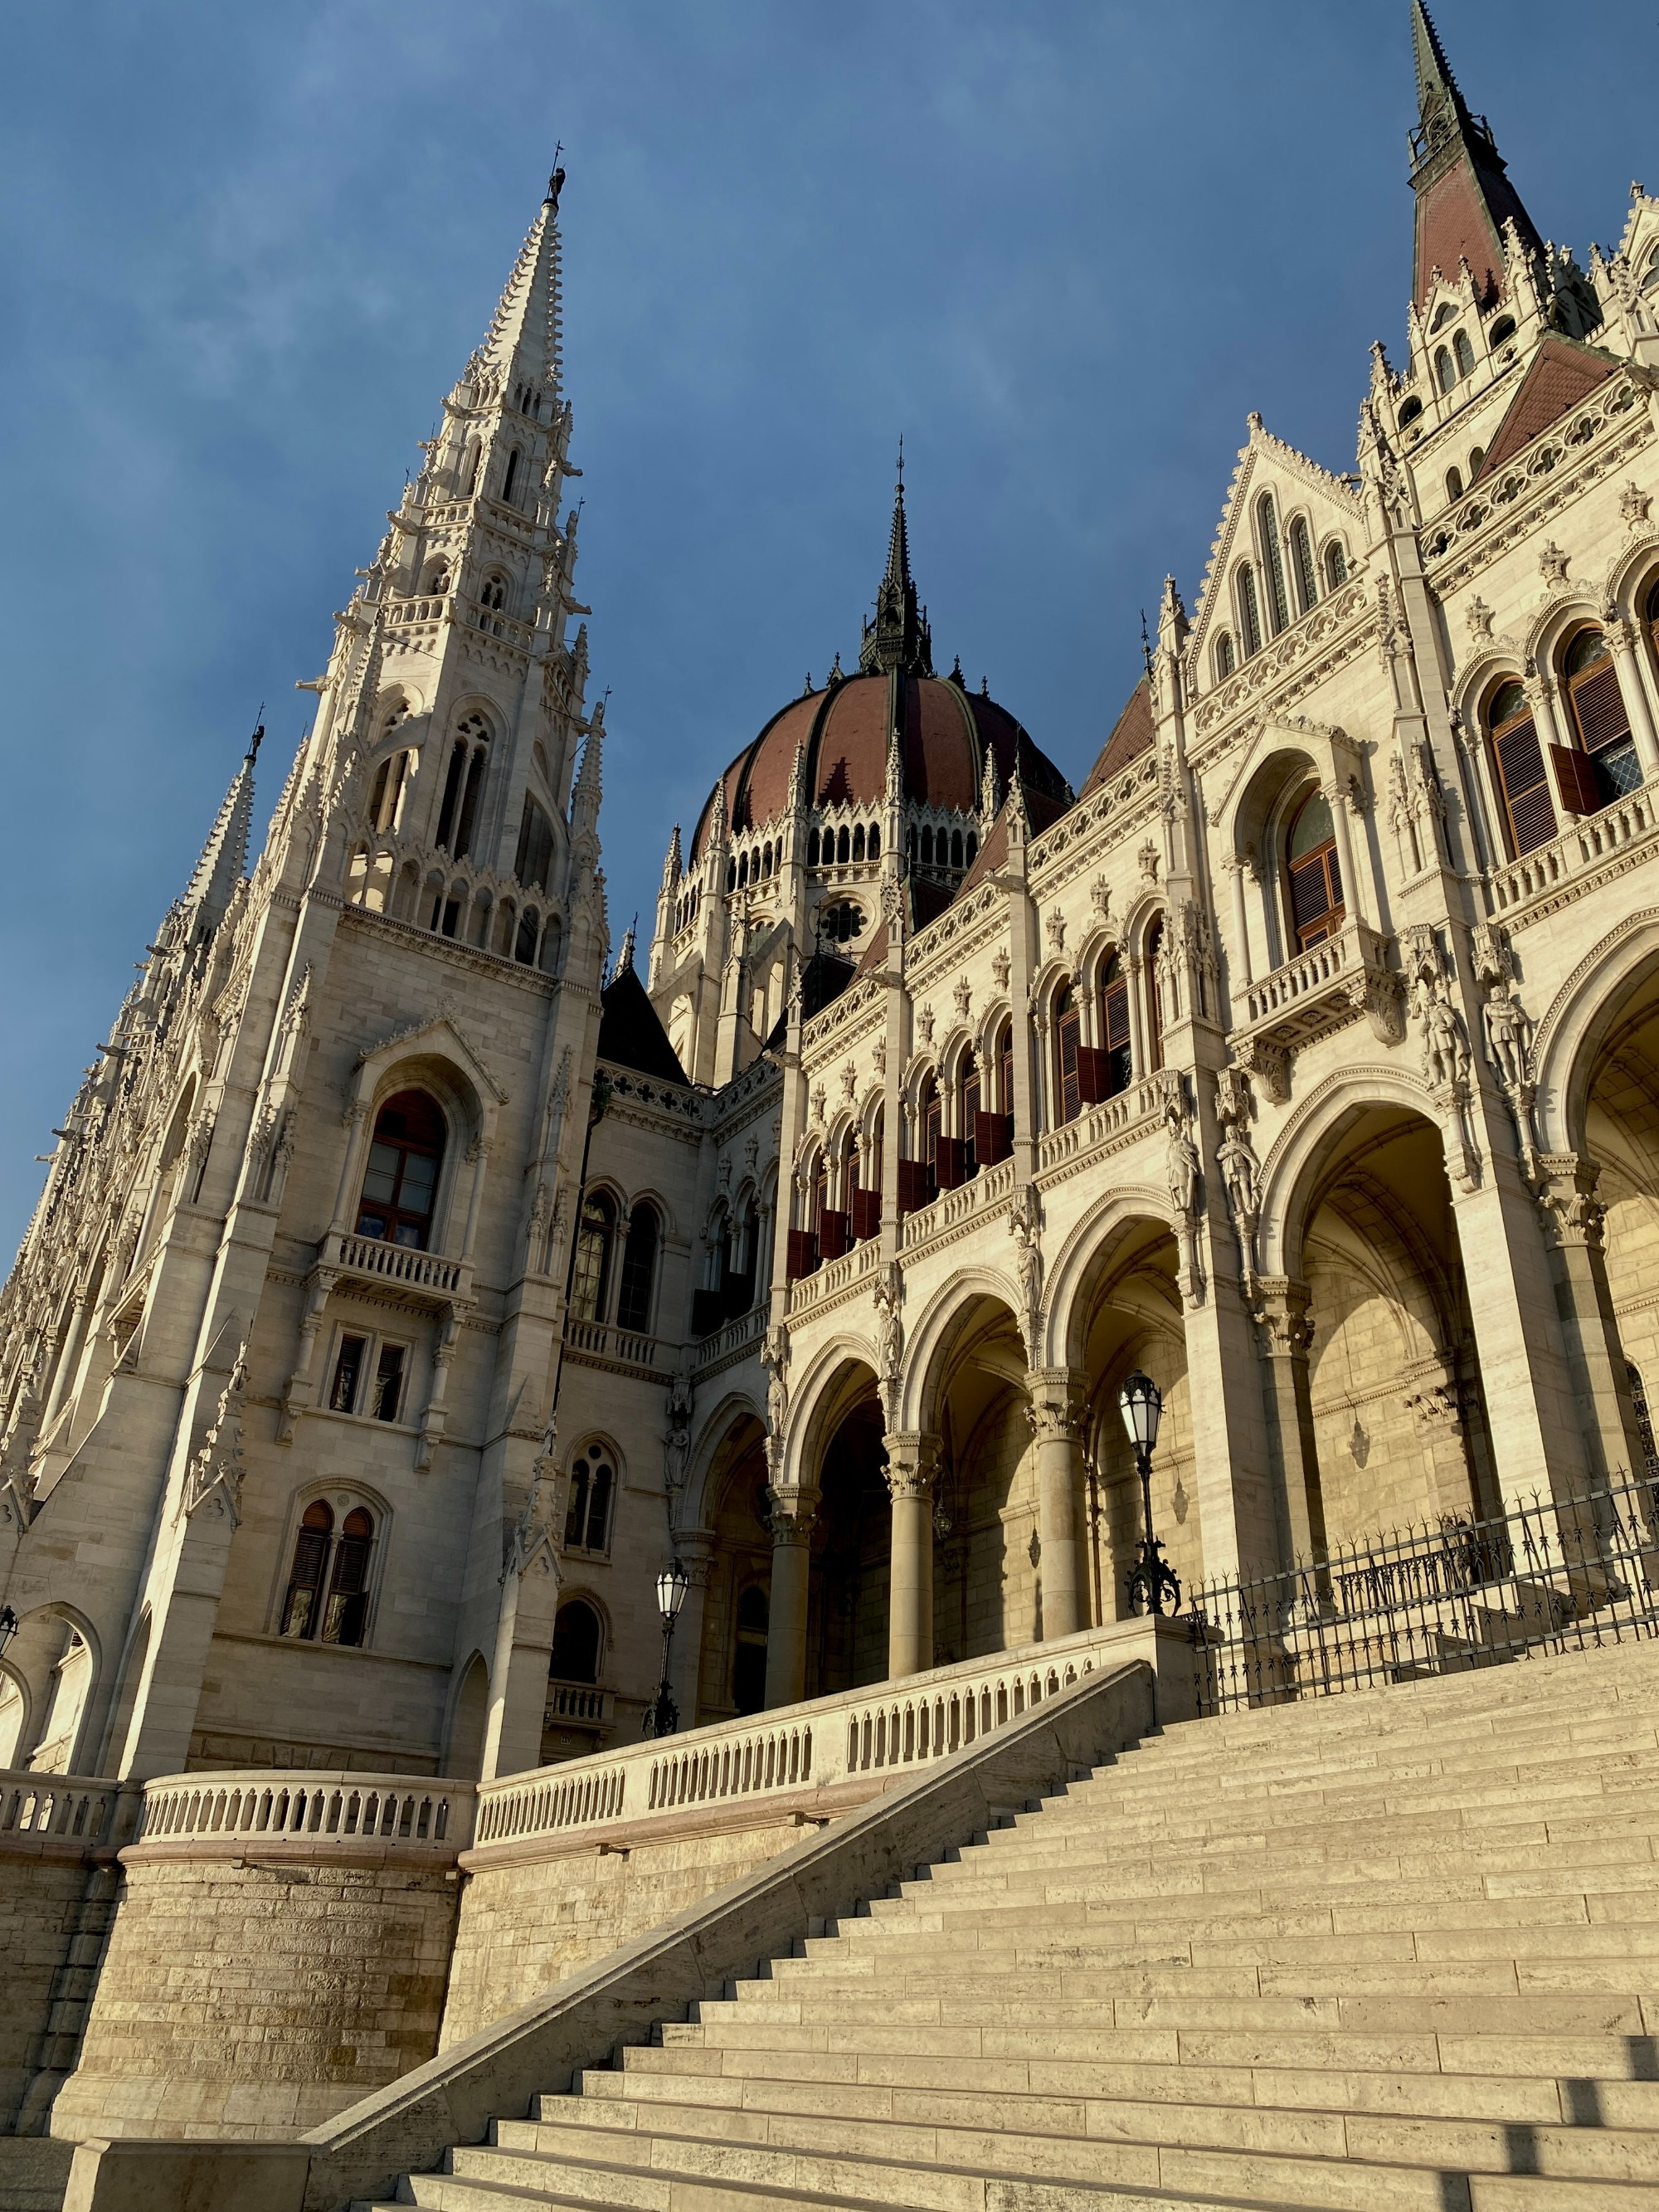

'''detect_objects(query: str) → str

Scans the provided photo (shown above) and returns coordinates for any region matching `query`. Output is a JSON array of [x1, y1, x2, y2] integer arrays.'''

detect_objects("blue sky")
[[0, 0, 1652, 1251]]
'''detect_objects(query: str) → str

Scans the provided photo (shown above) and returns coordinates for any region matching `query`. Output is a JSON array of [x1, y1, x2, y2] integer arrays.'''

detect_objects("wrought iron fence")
[[1187, 1474, 1659, 1716]]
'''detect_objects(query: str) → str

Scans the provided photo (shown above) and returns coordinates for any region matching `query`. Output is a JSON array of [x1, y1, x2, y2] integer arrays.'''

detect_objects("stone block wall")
[[440, 1805, 845, 2046], [51, 1849, 460, 2145], [0, 1855, 99, 2132]]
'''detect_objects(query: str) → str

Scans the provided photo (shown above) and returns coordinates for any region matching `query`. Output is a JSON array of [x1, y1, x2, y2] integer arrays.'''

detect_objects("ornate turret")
[[1408, 0, 1544, 309], [859, 447, 933, 678], [181, 725, 260, 943]]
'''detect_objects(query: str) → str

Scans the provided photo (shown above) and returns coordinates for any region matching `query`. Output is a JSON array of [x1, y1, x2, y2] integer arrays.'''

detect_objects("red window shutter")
[[1494, 714, 1556, 855], [1571, 663, 1632, 754], [817, 1209, 850, 1261], [974, 1110, 1012, 1167], [786, 1229, 820, 1283], [1103, 981, 1131, 1054], [1550, 743, 1603, 818], [935, 1137, 967, 1191], [849, 1186, 882, 1241], [896, 1159, 935, 1216], [1058, 1011, 1081, 1123], [1075, 1045, 1110, 1106]]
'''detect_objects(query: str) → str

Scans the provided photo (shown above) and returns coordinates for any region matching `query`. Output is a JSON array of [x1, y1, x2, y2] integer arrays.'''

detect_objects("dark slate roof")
[[1080, 678, 1155, 798], [597, 963, 689, 1085]]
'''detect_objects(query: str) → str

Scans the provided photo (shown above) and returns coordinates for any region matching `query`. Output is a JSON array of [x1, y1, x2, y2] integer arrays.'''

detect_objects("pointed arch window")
[[1563, 627, 1642, 806], [572, 1192, 615, 1322], [1237, 564, 1263, 658], [1454, 329, 1476, 378], [1099, 953, 1131, 1095], [1285, 790, 1345, 952], [436, 714, 490, 858], [1258, 495, 1290, 634], [562, 1444, 614, 1553], [615, 1206, 659, 1335], [1435, 346, 1456, 393], [550, 1598, 601, 1683], [1486, 679, 1556, 857], [1214, 631, 1236, 680], [501, 447, 522, 503], [1289, 518, 1318, 615], [513, 797, 554, 892], [1444, 466, 1464, 504], [1323, 541, 1349, 592], [514, 909, 541, 965], [281, 1500, 375, 1647], [368, 749, 410, 834], [356, 1090, 445, 1249], [1054, 983, 1082, 1125], [479, 574, 508, 612]]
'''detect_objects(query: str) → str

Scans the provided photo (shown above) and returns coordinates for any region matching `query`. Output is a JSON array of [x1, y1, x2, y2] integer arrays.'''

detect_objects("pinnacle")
[[470, 173, 566, 401], [182, 737, 258, 942], [1410, 0, 1464, 130]]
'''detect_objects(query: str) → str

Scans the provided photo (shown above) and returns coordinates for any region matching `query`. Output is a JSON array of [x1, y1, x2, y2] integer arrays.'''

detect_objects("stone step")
[[1068, 1731, 1659, 1805], [509, 2092, 1659, 2183]]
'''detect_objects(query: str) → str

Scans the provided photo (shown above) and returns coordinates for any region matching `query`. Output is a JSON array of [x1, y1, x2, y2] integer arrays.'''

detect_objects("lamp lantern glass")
[[1119, 1370, 1162, 1454], [656, 1561, 690, 1623], [0, 1604, 16, 1659]]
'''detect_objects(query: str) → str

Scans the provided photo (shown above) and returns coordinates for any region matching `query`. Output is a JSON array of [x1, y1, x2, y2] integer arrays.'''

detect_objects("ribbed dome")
[[688, 667, 1068, 862]]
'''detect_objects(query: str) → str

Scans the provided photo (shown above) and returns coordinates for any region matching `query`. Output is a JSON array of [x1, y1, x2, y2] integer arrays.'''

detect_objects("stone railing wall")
[[472, 1620, 1138, 1858], [133, 1770, 475, 1859]]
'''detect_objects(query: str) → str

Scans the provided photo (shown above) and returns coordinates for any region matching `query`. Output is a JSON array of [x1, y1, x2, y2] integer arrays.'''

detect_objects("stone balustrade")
[[562, 1313, 660, 1372], [134, 1769, 474, 1859], [322, 1230, 470, 1300], [472, 1619, 1141, 1857], [0, 1766, 126, 1855], [1238, 917, 1400, 1055], [1036, 1081, 1161, 1180], [1487, 784, 1659, 917]]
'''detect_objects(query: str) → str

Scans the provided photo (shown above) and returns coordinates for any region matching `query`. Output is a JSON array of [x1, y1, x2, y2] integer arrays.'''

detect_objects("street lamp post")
[[1121, 1369, 1181, 1617], [642, 1560, 690, 1737], [0, 1605, 16, 1660]]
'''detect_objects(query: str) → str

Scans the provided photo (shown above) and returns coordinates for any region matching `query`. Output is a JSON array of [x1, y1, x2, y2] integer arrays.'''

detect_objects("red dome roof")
[[688, 668, 1071, 861]]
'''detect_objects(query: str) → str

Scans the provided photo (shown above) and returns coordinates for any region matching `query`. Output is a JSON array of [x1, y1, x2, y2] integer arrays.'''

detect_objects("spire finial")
[[546, 143, 565, 207], [246, 707, 265, 766], [859, 445, 932, 678], [1405, 0, 1542, 307]]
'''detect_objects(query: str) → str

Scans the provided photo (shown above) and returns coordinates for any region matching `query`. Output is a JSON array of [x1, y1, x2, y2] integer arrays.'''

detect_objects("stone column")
[[670, 1527, 715, 1724], [1027, 1368, 1088, 1640], [1324, 778, 1365, 931], [1537, 1152, 1648, 1486], [761, 1488, 817, 1710], [1608, 620, 1659, 782], [1252, 1277, 1326, 1564], [883, 1430, 941, 1679]]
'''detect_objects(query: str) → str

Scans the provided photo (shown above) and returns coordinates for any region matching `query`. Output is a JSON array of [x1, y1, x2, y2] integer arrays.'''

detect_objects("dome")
[[688, 469, 1072, 861]]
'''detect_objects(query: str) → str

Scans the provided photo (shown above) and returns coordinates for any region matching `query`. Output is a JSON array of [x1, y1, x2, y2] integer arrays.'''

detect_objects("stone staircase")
[[377, 1637, 1659, 2211]]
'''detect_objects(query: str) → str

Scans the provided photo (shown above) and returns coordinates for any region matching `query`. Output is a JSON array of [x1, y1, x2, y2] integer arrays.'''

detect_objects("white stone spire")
[[182, 724, 260, 940], [465, 163, 566, 405]]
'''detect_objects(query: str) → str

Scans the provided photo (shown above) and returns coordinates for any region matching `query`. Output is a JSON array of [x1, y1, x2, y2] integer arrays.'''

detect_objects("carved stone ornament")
[[917, 1004, 936, 1046], [872, 1037, 887, 1076], [1090, 876, 1112, 923], [760, 1323, 790, 1473], [1138, 840, 1160, 884], [1007, 1186, 1044, 1362], [1465, 596, 1496, 641], [504, 1417, 560, 1581], [1620, 480, 1653, 529], [1045, 908, 1067, 957], [952, 977, 971, 1023], [872, 1259, 905, 1421], [182, 1346, 250, 1527], [840, 1060, 858, 1102], [991, 947, 1010, 993], [810, 1084, 827, 1127], [1538, 539, 1570, 589]]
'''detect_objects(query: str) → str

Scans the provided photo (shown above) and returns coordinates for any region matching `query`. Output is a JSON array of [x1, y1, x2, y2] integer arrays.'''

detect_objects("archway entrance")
[[928, 1297, 1034, 1663], [1296, 1106, 1496, 1547], [692, 1418, 772, 1726], [807, 1394, 889, 1698], [1580, 968, 1659, 1484]]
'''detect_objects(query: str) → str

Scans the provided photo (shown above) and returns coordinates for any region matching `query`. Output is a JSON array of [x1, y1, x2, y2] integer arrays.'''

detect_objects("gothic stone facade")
[[5, 8, 1659, 2137]]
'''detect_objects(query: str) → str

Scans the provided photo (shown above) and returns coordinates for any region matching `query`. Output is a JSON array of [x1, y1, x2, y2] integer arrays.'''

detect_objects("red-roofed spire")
[[1407, 0, 1542, 309]]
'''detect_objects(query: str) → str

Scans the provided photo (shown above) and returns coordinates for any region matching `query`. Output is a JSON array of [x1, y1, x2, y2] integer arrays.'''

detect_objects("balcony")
[[318, 1229, 471, 1306], [1487, 784, 1659, 919], [562, 1316, 662, 1374], [1235, 919, 1403, 1081]]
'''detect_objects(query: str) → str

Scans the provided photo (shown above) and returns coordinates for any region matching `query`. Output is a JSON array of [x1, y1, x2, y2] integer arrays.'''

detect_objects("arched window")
[[1238, 564, 1262, 658], [615, 1206, 659, 1334], [1258, 495, 1290, 635], [572, 1193, 615, 1323], [918, 1072, 941, 1182], [464, 445, 481, 497], [1486, 678, 1556, 857], [738, 850, 749, 888], [1054, 983, 1082, 1124], [997, 1021, 1014, 1120], [1145, 917, 1165, 1069], [563, 1444, 615, 1553], [1444, 468, 1463, 504], [480, 575, 508, 611], [960, 1049, 981, 1176], [1289, 519, 1318, 615], [1399, 396, 1423, 426], [732, 1584, 768, 1715], [1628, 1361, 1659, 1483], [1214, 631, 1236, 680], [1100, 952, 1131, 1095], [1435, 346, 1456, 393], [435, 714, 489, 858], [1454, 329, 1476, 378], [852, 825, 865, 863], [356, 1090, 445, 1249], [948, 827, 962, 868], [280, 1500, 375, 1647], [837, 826, 850, 865], [1469, 446, 1485, 478], [921, 825, 935, 866], [1285, 789, 1345, 952], [1563, 627, 1641, 806], [550, 1599, 601, 1683], [514, 909, 540, 966], [807, 828, 820, 865], [1323, 540, 1349, 591], [726, 860, 737, 893], [868, 825, 880, 861], [965, 830, 976, 865], [501, 447, 521, 503], [514, 797, 555, 892], [368, 749, 410, 835], [1430, 303, 1456, 333]]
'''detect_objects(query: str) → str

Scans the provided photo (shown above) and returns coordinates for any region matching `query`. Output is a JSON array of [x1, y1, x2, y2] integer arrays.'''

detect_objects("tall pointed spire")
[[1407, 1, 1542, 309], [182, 725, 260, 941], [467, 156, 566, 403], [859, 441, 933, 677]]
